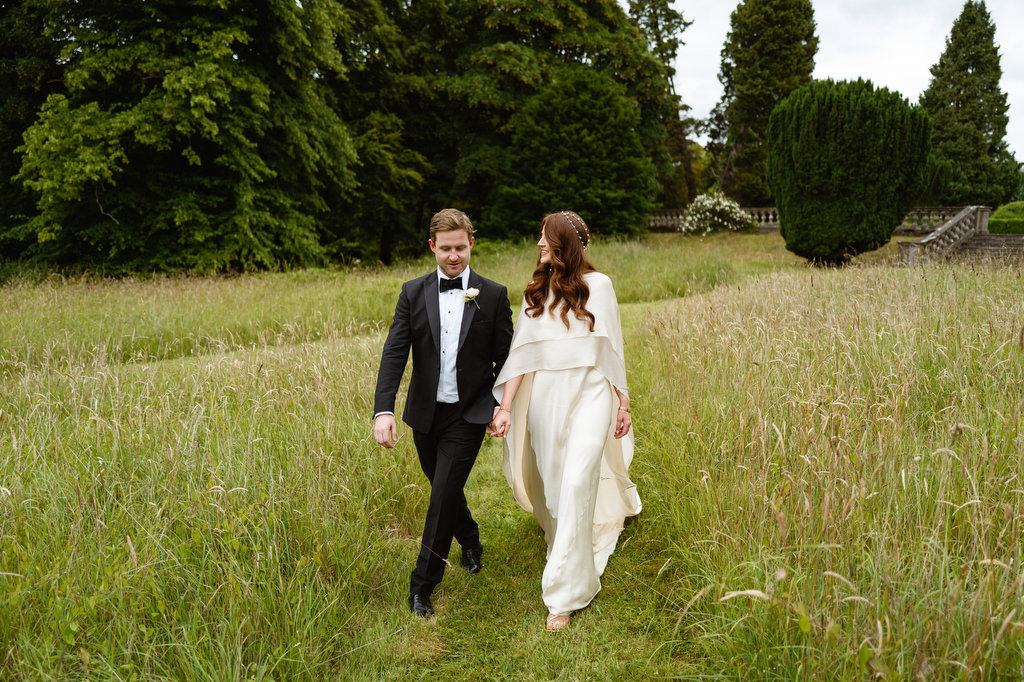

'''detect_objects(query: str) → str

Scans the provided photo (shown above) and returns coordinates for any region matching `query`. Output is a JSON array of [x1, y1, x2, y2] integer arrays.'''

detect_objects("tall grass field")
[[1, 233, 1022, 679]]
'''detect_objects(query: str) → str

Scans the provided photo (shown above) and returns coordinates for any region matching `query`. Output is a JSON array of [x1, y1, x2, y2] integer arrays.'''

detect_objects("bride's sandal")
[[545, 613, 571, 631]]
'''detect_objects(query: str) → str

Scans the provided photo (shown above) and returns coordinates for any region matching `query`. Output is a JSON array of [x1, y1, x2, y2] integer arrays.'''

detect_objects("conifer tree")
[[712, 0, 817, 205], [326, 0, 427, 265], [490, 67, 656, 235], [629, 0, 699, 208], [919, 0, 1018, 207], [628, 0, 690, 87], [398, 0, 672, 237]]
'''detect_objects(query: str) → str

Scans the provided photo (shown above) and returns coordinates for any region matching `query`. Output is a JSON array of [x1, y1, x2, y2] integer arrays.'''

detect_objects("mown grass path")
[[339, 299, 687, 680]]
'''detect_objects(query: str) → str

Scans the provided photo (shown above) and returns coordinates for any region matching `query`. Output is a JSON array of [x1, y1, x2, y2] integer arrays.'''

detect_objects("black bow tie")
[[439, 277, 463, 293]]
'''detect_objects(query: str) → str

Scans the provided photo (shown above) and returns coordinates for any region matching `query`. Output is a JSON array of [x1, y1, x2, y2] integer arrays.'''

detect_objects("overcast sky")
[[674, 0, 1024, 157]]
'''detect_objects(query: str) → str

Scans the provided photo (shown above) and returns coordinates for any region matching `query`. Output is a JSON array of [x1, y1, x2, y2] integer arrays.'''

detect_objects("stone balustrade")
[[741, 207, 779, 231], [648, 206, 779, 232], [897, 206, 991, 264], [649, 205, 964, 235], [648, 208, 687, 231], [898, 207, 969, 235]]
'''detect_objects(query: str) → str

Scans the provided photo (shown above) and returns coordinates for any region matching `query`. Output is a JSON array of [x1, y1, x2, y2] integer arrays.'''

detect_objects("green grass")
[[0, 232, 784, 376], [634, 263, 1024, 678], [2, 231, 1022, 679]]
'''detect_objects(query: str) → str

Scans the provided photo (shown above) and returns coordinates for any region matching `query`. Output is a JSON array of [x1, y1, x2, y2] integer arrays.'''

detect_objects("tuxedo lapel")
[[422, 274, 441, 352], [457, 271, 480, 351]]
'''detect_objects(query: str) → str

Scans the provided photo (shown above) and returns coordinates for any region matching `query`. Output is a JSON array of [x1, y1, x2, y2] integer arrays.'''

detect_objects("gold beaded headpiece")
[[561, 211, 589, 251]]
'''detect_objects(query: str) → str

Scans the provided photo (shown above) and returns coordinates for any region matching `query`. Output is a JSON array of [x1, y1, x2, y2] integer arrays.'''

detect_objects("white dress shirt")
[[373, 268, 471, 420], [436, 267, 470, 403]]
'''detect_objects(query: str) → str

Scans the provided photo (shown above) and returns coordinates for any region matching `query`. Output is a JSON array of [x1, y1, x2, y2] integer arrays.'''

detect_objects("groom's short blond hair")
[[429, 208, 476, 242]]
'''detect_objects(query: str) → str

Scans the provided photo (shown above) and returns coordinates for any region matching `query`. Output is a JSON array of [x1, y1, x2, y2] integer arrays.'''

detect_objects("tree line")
[[1, 0, 692, 272], [1, 0, 1020, 273]]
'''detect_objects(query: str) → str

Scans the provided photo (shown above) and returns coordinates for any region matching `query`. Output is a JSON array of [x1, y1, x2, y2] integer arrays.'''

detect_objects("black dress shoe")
[[409, 593, 434, 618], [461, 544, 483, 574]]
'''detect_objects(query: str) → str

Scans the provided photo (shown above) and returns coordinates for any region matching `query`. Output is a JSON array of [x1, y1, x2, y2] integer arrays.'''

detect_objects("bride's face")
[[538, 228, 551, 264]]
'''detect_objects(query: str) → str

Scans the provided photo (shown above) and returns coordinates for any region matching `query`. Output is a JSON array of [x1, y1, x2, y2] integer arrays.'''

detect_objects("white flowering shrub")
[[677, 192, 757, 235]]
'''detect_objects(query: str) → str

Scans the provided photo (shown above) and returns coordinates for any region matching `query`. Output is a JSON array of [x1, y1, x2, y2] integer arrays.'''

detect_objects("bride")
[[490, 210, 641, 631]]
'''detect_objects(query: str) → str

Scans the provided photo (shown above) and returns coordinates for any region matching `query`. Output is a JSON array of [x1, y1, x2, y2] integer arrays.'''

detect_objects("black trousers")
[[409, 402, 486, 596]]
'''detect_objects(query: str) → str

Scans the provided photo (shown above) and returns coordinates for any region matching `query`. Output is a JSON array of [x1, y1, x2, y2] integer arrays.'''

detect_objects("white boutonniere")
[[463, 287, 481, 308]]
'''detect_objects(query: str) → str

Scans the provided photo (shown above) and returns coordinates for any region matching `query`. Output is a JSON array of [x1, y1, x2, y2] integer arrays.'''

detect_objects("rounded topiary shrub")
[[989, 201, 1024, 234], [677, 192, 757, 235], [766, 79, 931, 264]]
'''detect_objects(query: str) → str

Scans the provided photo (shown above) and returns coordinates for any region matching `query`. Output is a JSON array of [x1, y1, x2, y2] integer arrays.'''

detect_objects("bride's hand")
[[613, 405, 631, 439], [491, 407, 512, 438]]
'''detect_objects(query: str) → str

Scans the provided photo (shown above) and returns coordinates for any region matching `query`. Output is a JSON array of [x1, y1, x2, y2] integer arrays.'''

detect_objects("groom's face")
[[430, 229, 474, 279]]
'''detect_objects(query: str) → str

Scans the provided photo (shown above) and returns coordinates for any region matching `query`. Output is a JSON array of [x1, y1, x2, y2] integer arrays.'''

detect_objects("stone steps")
[[953, 233, 1024, 260]]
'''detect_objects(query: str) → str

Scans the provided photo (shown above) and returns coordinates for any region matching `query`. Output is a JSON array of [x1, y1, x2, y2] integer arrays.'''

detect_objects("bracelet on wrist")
[[498, 407, 511, 414], [617, 406, 630, 413]]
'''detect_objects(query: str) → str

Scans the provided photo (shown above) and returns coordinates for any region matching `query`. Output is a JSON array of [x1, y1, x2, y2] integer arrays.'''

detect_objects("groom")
[[373, 208, 514, 618]]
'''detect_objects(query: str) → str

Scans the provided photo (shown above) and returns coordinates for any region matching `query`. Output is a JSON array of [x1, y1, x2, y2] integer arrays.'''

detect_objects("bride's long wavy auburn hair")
[[523, 211, 597, 331]]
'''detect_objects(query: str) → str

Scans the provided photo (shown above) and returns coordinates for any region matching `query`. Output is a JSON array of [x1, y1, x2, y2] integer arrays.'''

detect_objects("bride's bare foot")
[[545, 613, 570, 631]]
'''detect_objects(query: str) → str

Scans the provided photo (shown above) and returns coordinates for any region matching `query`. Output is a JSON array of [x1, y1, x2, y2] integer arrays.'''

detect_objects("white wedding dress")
[[493, 272, 642, 616]]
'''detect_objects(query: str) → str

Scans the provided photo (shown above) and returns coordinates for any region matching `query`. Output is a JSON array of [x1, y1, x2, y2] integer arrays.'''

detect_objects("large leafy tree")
[[397, 0, 673, 239], [767, 79, 931, 264], [0, 0, 64, 257], [16, 0, 356, 272], [919, 0, 1018, 207], [712, 0, 817, 205], [4, 0, 675, 270]]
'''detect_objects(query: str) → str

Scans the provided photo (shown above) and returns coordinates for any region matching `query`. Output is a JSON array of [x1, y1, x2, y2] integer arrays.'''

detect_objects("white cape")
[[493, 272, 641, 573]]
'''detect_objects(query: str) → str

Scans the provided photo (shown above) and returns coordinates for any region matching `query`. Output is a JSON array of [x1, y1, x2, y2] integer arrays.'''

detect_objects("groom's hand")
[[373, 414, 399, 448]]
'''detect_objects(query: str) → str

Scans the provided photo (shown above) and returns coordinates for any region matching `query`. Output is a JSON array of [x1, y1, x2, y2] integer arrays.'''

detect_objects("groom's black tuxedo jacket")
[[374, 270, 514, 433]]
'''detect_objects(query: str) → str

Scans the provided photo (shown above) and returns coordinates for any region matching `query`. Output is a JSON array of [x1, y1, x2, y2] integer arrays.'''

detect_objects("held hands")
[[489, 402, 629, 439], [489, 406, 511, 438], [373, 414, 399, 448]]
